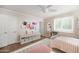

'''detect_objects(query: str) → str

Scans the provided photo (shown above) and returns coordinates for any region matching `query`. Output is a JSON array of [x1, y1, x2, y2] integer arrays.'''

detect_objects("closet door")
[[0, 14, 18, 48], [5, 15, 18, 45], [0, 17, 8, 47]]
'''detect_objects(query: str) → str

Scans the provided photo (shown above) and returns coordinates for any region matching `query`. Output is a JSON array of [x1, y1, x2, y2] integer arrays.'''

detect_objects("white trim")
[[54, 16, 75, 33]]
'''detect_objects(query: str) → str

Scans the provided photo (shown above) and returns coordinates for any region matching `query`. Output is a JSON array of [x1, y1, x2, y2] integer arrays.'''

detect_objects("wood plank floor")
[[52, 48, 66, 53], [0, 37, 65, 53], [0, 38, 44, 53]]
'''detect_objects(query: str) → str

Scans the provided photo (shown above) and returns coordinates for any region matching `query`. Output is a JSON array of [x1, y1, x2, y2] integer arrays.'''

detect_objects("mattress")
[[50, 36, 79, 53]]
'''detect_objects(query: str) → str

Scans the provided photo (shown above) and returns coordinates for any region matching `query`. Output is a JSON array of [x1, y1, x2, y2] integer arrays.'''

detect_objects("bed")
[[50, 36, 79, 53]]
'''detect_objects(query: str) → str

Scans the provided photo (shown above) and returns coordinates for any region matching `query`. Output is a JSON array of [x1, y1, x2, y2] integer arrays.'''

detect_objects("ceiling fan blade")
[[47, 5, 52, 8], [38, 5, 54, 13], [48, 7, 57, 12], [38, 5, 46, 13]]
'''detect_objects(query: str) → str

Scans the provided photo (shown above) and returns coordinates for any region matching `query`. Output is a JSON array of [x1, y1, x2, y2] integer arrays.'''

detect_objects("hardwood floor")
[[52, 48, 66, 53], [0, 39, 43, 53], [0, 36, 65, 53]]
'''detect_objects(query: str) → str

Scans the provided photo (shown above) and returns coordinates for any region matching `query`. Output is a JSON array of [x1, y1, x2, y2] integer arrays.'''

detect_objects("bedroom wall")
[[43, 17, 54, 35], [44, 12, 79, 38], [0, 8, 20, 47], [58, 17, 79, 38], [0, 8, 44, 47], [18, 14, 44, 35]]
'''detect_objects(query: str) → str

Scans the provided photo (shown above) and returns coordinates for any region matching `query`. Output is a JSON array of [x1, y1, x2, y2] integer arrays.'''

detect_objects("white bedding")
[[50, 36, 79, 53]]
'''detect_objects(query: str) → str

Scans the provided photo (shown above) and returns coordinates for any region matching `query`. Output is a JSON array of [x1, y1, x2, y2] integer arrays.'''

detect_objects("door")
[[0, 14, 18, 48]]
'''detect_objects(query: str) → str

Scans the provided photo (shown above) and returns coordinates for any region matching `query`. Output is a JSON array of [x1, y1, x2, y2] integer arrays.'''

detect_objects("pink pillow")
[[27, 44, 52, 53]]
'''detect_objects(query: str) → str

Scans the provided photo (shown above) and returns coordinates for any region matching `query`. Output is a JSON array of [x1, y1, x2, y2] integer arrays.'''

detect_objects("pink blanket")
[[27, 44, 52, 53]]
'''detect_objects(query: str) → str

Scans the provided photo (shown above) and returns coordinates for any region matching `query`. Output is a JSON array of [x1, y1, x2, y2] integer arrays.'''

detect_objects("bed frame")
[[50, 36, 79, 53]]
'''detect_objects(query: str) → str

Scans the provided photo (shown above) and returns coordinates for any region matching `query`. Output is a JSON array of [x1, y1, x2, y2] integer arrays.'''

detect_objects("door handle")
[[4, 32, 7, 34]]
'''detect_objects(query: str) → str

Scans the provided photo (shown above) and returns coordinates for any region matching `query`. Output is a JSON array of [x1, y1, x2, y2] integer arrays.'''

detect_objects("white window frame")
[[54, 16, 74, 33]]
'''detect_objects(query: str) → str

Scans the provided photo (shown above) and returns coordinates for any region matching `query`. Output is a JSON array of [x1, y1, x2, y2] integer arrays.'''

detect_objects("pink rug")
[[27, 44, 52, 53]]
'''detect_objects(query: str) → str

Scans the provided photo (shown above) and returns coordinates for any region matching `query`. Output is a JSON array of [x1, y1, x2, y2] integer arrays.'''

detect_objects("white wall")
[[0, 8, 44, 47], [0, 8, 21, 47], [0, 14, 19, 47]]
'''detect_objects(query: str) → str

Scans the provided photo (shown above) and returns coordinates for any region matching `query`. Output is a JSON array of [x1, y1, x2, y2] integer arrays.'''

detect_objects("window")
[[54, 16, 74, 33]]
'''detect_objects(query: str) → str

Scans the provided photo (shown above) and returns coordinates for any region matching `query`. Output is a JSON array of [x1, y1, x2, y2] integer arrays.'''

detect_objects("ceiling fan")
[[38, 5, 56, 13]]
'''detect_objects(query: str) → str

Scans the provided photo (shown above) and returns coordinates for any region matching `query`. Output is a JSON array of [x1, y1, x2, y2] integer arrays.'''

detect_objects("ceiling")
[[0, 5, 79, 18]]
